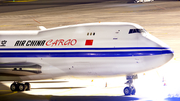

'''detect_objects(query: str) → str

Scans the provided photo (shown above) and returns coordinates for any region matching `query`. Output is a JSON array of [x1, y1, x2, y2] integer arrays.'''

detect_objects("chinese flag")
[[85, 40, 93, 45]]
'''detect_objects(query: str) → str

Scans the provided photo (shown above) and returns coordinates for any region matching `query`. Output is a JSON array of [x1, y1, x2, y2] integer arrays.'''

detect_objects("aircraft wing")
[[0, 62, 41, 76]]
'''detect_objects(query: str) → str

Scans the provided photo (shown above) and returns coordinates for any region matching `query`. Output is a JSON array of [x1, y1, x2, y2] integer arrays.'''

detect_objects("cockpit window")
[[129, 29, 146, 34]]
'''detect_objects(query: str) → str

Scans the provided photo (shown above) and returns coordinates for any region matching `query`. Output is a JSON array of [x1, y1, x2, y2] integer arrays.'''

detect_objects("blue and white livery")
[[0, 22, 173, 95]]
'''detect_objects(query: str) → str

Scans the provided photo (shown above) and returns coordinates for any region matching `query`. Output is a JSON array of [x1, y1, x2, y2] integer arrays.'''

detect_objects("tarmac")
[[0, 0, 180, 101]]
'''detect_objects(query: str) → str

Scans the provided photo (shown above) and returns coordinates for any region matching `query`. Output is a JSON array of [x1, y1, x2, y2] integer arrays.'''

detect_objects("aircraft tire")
[[18, 84, 25, 91], [10, 83, 17, 91], [25, 82, 31, 91], [131, 88, 136, 95], [124, 87, 131, 95]]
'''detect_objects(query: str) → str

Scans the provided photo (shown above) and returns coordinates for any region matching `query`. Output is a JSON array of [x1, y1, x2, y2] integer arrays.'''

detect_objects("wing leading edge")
[[0, 62, 41, 76]]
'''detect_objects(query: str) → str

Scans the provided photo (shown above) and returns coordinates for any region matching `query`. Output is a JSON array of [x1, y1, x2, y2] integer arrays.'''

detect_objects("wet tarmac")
[[1, 79, 180, 101]]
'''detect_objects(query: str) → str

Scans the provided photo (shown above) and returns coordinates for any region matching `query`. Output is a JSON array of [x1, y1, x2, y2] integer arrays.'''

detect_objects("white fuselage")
[[0, 22, 173, 81]]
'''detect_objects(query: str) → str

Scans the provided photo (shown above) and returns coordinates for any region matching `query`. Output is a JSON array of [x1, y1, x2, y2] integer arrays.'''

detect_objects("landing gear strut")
[[10, 81, 31, 91], [123, 75, 137, 95]]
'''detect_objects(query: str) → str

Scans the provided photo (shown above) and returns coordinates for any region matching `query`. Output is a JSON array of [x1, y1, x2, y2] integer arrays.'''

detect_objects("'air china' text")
[[14, 39, 77, 47]]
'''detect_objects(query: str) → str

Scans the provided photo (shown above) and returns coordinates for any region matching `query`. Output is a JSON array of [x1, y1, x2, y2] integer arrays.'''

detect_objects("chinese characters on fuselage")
[[0, 40, 7, 46]]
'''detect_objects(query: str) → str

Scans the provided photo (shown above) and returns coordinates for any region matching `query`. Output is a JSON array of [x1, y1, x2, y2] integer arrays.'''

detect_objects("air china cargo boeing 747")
[[0, 22, 173, 95]]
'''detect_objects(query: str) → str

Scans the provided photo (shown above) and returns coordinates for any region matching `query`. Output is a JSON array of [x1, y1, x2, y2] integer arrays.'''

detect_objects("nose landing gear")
[[10, 81, 31, 91], [123, 75, 137, 95], [124, 86, 136, 95]]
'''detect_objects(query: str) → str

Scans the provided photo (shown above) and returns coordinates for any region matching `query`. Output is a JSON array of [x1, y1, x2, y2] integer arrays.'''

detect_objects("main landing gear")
[[10, 81, 31, 91], [123, 75, 137, 95]]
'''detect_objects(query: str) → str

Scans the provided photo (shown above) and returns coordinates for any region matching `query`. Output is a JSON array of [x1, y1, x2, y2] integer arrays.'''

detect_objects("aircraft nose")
[[163, 47, 174, 55], [169, 47, 174, 54], [162, 47, 174, 62]]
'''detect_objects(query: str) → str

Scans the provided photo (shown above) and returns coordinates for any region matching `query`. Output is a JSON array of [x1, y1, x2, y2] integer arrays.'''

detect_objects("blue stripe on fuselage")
[[0, 50, 173, 57]]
